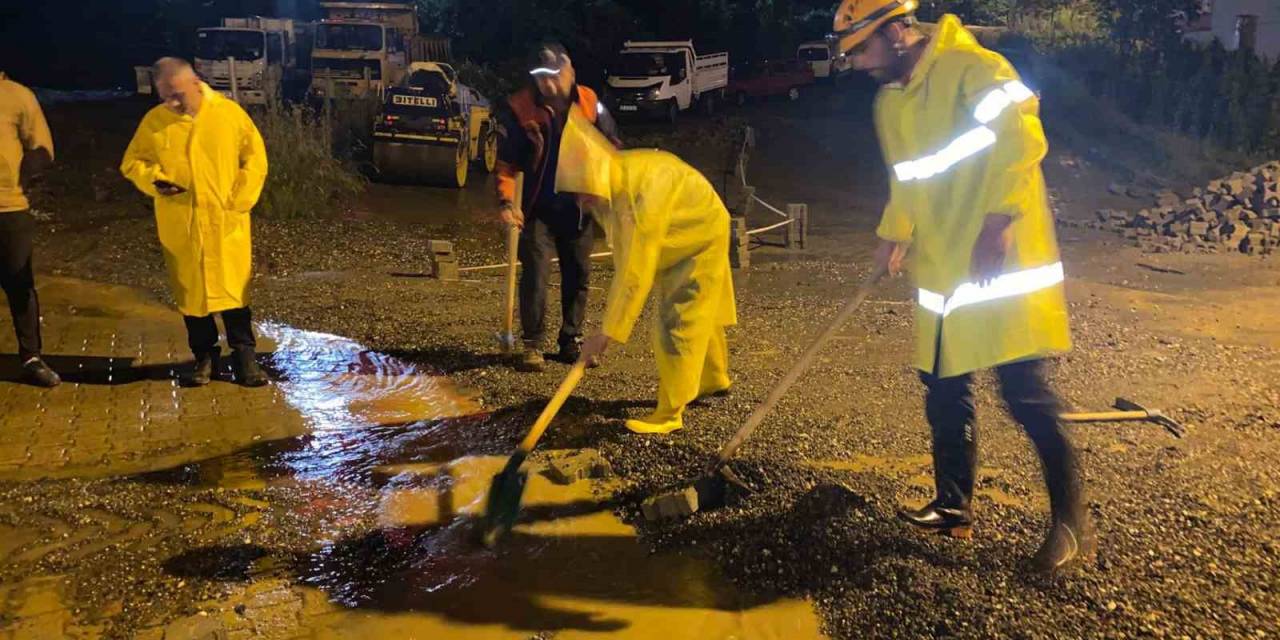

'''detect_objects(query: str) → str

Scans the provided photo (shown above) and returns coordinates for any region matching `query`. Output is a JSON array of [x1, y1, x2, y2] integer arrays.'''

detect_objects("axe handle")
[[1059, 410, 1150, 423], [714, 264, 886, 468], [519, 359, 589, 453], [503, 174, 523, 338]]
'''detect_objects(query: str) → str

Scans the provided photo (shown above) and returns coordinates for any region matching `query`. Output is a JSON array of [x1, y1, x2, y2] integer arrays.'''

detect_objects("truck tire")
[[666, 100, 679, 126], [702, 92, 716, 117]]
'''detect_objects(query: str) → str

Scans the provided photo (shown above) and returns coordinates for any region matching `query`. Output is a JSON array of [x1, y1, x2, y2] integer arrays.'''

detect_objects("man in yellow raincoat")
[[121, 58, 268, 387], [832, 1, 1090, 573], [558, 110, 736, 434]]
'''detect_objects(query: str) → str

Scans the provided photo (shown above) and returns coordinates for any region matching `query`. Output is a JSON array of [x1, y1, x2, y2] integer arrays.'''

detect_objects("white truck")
[[605, 40, 729, 124], [195, 17, 297, 105], [797, 40, 852, 82]]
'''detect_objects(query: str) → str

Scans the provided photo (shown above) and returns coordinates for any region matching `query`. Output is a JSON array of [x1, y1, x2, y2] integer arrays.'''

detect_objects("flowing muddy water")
[[2, 307, 824, 638]]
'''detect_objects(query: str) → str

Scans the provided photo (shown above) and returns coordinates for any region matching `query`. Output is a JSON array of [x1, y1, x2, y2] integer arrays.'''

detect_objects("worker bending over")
[[832, 0, 1091, 573], [560, 110, 736, 434]]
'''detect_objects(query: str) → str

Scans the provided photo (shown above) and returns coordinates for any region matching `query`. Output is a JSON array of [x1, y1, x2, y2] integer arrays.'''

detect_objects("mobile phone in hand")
[[154, 180, 186, 194]]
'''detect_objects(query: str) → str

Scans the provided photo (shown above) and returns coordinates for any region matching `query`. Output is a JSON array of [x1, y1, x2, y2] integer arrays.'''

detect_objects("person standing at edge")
[[121, 58, 269, 388], [494, 42, 621, 372], [831, 0, 1092, 573], [0, 69, 59, 387]]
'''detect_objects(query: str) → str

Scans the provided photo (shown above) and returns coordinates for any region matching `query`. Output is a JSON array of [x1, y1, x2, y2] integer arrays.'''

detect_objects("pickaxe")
[[1060, 397, 1185, 438]]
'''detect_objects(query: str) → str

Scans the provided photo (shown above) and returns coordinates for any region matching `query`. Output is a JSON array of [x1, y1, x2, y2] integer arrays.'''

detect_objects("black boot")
[[1031, 515, 1096, 575], [21, 357, 61, 388], [1029, 437, 1094, 574], [183, 351, 218, 387], [232, 349, 268, 387], [898, 500, 974, 538]]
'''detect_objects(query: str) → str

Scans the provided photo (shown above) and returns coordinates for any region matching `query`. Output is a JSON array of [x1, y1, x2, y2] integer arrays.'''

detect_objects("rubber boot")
[[183, 351, 219, 387], [232, 349, 268, 387], [1029, 439, 1094, 574], [625, 408, 685, 434]]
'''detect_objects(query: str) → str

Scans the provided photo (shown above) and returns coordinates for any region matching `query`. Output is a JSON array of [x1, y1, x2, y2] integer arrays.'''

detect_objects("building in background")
[[1185, 0, 1280, 60]]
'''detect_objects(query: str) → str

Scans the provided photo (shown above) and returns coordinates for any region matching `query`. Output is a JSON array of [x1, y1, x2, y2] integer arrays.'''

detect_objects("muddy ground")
[[2, 81, 1278, 638]]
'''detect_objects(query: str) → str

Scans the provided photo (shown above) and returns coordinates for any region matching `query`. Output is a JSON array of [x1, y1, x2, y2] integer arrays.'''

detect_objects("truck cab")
[[194, 18, 295, 104], [605, 40, 728, 123], [311, 20, 407, 99]]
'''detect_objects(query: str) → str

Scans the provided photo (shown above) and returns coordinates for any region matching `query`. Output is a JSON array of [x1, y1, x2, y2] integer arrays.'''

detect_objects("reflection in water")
[[164, 323, 824, 638], [258, 322, 483, 485]]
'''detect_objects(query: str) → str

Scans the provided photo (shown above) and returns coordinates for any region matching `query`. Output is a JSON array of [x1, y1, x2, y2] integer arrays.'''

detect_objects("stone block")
[[1188, 221, 1209, 237], [542, 450, 614, 485], [641, 486, 700, 521]]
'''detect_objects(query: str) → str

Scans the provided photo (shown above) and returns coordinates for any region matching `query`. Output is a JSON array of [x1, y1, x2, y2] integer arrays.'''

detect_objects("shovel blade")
[[481, 455, 528, 547], [496, 331, 518, 354]]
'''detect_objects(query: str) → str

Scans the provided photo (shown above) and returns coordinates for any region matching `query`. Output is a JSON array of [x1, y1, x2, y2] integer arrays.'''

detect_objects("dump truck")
[[605, 40, 729, 124], [310, 1, 451, 100], [372, 62, 497, 188], [195, 17, 298, 105]]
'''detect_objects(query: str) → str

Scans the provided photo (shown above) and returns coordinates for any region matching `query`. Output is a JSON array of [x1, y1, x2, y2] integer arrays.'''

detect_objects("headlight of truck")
[[646, 88, 661, 100]]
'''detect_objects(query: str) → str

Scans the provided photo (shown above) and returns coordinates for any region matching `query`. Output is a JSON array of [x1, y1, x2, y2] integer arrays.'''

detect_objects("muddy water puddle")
[[3, 315, 824, 638]]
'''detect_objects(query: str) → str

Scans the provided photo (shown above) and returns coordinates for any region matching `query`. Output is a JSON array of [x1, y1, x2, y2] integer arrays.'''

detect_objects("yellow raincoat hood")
[[874, 15, 1070, 376]]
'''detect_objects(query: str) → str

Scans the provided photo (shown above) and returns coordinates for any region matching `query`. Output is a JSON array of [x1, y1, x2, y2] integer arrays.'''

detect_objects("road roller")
[[372, 62, 498, 188]]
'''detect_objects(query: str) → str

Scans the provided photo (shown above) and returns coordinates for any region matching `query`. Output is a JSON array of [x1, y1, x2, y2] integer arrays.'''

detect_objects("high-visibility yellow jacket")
[[121, 83, 267, 317], [874, 14, 1070, 377]]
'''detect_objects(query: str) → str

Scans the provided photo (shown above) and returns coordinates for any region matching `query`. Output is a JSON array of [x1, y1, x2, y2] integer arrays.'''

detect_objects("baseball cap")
[[528, 42, 570, 76]]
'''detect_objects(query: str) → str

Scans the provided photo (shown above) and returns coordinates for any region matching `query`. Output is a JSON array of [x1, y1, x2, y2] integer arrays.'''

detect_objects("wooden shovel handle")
[[504, 173, 524, 336], [519, 359, 589, 453], [1059, 410, 1150, 423], [714, 264, 887, 468]]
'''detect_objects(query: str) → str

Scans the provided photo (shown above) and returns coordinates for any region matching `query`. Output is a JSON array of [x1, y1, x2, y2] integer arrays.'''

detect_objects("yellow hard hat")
[[829, 0, 916, 55], [555, 109, 618, 203]]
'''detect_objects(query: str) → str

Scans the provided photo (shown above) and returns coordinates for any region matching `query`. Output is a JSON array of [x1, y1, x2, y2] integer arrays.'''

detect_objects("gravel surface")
[[6, 92, 1279, 638]]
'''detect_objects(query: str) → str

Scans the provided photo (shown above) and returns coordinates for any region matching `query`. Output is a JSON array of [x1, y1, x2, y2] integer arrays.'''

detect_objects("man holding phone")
[[121, 58, 269, 387]]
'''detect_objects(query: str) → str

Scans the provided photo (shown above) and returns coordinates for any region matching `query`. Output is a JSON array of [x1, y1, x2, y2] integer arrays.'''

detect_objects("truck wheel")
[[788, 87, 801, 101], [702, 93, 716, 117], [666, 100, 679, 126]]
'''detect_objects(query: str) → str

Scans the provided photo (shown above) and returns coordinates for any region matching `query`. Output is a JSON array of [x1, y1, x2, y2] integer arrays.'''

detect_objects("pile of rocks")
[[1092, 162, 1280, 255]]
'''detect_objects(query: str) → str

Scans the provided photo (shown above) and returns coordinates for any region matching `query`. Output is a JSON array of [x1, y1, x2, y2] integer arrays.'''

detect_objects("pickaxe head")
[[1114, 397, 1187, 438]]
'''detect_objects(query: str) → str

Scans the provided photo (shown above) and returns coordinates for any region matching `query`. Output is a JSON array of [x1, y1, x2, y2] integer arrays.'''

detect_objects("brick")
[[641, 486, 700, 521], [543, 450, 613, 485]]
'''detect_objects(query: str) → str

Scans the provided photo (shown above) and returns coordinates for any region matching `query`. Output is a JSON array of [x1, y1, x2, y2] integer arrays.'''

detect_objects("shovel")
[[496, 173, 523, 354], [481, 357, 589, 547], [643, 264, 887, 520]]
